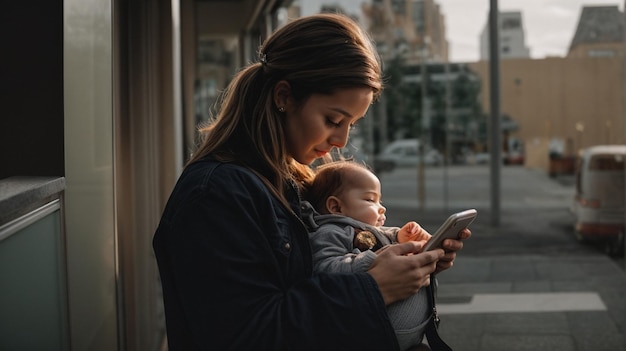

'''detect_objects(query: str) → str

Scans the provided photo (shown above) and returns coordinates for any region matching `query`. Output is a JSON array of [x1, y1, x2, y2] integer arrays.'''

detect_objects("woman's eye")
[[326, 118, 341, 127]]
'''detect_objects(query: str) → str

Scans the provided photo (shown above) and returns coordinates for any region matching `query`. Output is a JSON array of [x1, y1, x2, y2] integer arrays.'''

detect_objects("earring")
[[278, 106, 285, 113]]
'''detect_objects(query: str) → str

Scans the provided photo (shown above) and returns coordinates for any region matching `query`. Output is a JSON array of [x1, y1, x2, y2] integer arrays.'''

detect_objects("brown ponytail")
[[188, 13, 383, 205]]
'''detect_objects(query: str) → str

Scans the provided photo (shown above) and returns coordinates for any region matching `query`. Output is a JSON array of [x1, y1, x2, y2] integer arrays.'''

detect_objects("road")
[[378, 164, 619, 259], [377, 164, 626, 351], [379, 164, 575, 212]]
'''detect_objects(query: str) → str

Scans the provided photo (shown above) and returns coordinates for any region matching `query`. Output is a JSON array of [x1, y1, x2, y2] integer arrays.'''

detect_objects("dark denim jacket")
[[153, 158, 399, 350]]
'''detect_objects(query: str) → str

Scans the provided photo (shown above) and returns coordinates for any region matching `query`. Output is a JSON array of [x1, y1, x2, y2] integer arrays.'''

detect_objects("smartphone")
[[422, 209, 477, 251]]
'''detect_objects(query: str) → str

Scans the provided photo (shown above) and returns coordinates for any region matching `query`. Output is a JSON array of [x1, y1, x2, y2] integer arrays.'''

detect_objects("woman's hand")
[[434, 228, 471, 274], [367, 242, 444, 305], [396, 221, 431, 243]]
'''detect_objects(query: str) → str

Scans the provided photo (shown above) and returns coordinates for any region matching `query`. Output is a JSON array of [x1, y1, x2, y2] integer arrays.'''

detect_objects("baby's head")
[[306, 161, 386, 226]]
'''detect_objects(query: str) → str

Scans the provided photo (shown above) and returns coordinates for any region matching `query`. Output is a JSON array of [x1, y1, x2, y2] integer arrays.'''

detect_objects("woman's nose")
[[329, 127, 350, 149], [378, 205, 386, 214]]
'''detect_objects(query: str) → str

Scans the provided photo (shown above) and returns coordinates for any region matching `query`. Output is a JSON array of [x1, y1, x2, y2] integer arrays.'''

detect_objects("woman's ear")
[[273, 80, 291, 111], [326, 196, 343, 214]]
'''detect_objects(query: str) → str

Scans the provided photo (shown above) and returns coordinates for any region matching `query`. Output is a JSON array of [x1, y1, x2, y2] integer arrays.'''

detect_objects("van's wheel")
[[604, 233, 625, 257], [615, 232, 625, 257], [574, 230, 588, 244]]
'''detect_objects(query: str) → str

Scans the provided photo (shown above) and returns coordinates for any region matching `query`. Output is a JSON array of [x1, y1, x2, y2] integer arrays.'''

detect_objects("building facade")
[[1, 0, 292, 350], [480, 11, 530, 60], [362, 0, 448, 63], [568, 5, 625, 58], [473, 4, 624, 170]]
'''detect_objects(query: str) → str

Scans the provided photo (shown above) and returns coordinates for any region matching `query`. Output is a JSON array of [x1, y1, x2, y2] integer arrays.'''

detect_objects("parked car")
[[464, 152, 490, 165], [503, 137, 525, 165], [571, 145, 626, 256], [374, 139, 442, 172], [504, 150, 525, 165]]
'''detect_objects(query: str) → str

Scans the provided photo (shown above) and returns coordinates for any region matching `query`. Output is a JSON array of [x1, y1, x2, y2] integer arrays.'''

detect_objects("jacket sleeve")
[[380, 226, 401, 243], [309, 224, 377, 273], [153, 164, 399, 351]]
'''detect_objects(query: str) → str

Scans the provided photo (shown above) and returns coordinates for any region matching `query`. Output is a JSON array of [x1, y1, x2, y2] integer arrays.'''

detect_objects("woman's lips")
[[315, 150, 329, 157]]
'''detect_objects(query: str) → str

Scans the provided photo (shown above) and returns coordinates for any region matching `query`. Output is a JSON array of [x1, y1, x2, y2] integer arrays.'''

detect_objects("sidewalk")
[[381, 167, 626, 350], [435, 231, 626, 350]]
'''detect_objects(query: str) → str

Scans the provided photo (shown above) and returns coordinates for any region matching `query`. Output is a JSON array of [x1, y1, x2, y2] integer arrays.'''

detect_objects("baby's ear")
[[326, 196, 342, 214]]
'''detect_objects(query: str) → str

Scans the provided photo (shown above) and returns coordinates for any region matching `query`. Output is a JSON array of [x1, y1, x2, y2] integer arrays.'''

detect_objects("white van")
[[571, 145, 626, 255], [374, 139, 442, 172]]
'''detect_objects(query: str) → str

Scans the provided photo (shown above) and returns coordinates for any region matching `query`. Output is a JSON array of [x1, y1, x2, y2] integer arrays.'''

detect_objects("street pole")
[[418, 53, 427, 211], [489, 0, 502, 226], [444, 60, 451, 212], [418, 35, 430, 211], [622, 0, 625, 268]]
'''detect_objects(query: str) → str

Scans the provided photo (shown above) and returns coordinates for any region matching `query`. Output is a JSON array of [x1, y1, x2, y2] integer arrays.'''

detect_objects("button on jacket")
[[153, 158, 400, 350]]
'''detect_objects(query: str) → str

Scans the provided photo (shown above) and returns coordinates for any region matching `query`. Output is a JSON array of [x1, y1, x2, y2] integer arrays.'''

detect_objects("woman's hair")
[[188, 13, 383, 204], [304, 161, 373, 214]]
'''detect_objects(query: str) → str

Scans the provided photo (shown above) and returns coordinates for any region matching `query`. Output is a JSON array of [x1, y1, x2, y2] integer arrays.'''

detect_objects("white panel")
[[439, 292, 607, 314]]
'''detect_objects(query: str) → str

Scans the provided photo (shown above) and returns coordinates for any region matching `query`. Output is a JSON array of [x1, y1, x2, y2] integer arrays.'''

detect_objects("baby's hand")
[[397, 221, 431, 243]]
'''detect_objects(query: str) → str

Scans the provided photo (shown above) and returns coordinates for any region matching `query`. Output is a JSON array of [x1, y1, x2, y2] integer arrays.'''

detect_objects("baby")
[[302, 160, 433, 351]]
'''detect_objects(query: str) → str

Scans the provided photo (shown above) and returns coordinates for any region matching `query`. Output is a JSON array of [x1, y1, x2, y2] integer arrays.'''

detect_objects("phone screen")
[[423, 209, 476, 251]]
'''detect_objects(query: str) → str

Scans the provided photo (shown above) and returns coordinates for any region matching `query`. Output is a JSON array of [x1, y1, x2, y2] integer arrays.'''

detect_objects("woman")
[[153, 13, 470, 351]]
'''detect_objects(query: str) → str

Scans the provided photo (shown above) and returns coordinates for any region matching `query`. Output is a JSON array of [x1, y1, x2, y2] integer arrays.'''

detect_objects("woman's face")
[[283, 87, 373, 165]]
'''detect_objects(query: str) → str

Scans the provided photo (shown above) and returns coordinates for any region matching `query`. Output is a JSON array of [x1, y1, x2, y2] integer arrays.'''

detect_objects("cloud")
[[544, 5, 577, 18]]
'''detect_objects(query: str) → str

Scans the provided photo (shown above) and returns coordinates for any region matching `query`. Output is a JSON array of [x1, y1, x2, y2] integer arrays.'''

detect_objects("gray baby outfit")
[[301, 201, 431, 351]]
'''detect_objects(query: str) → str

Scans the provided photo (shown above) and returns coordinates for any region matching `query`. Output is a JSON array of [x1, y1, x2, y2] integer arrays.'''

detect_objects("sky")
[[299, 0, 624, 62]]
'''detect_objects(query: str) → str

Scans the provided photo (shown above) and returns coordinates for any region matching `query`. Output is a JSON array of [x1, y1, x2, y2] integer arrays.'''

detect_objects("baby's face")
[[334, 169, 386, 226]]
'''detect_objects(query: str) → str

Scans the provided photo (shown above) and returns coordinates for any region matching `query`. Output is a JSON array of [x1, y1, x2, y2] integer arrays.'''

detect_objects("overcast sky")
[[299, 0, 624, 62]]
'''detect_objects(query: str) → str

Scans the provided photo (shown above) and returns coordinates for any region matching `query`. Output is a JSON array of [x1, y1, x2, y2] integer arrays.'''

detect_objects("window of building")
[[502, 17, 521, 30], [588, 49, 615, 58]]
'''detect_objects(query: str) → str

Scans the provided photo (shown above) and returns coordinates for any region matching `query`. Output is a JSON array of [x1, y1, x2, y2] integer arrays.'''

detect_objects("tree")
[[380, 62, 484, 157]]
